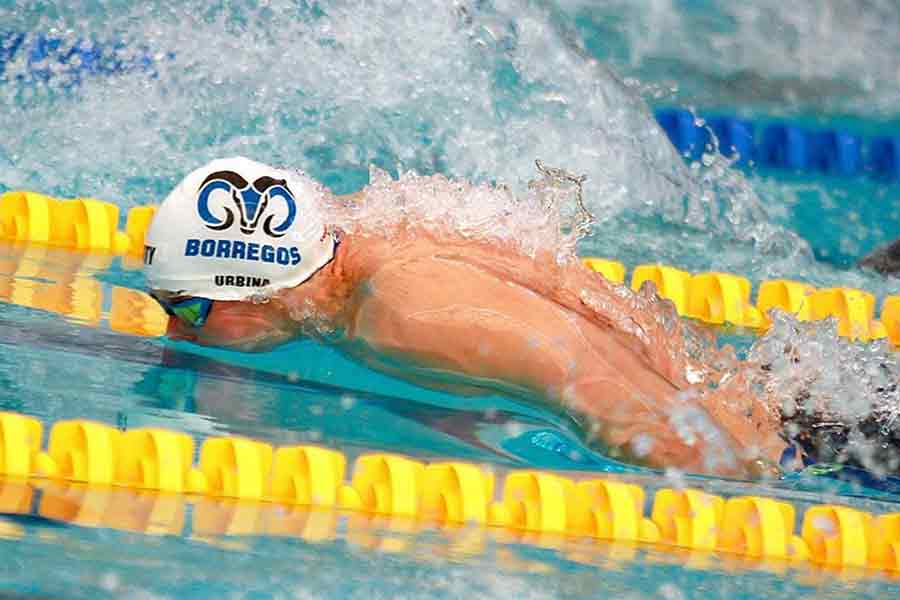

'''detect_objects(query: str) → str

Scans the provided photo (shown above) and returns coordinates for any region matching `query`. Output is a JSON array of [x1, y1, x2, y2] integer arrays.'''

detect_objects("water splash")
[[0, 0, 801, 261], [329, 158, 594, 263], [746, 311, 900, 474]]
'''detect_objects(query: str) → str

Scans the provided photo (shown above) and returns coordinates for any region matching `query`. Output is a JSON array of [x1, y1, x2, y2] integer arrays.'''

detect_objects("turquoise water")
[[2, 247, 899, 598], [1, 1, 900, 598]]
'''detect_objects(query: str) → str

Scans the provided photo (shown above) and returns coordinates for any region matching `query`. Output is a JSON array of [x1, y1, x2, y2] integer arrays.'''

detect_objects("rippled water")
[[570, 0, 900, 118]]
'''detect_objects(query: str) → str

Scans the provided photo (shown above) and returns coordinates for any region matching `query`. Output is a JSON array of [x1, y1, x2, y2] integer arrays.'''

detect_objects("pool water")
[[1, 1, 900, 598]]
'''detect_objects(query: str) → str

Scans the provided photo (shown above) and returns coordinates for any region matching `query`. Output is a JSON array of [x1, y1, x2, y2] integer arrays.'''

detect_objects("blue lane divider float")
[[2, 32, 898, 181], [655, 108, 900, 180], [1, 32, 157, 85]]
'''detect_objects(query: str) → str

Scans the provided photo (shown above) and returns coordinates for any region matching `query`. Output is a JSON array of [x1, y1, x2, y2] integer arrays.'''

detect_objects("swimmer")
[[143, 157, 793, 479]]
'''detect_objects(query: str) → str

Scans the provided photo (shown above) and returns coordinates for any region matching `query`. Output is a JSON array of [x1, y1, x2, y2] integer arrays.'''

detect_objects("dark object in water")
[[780, 383, 900, 475], [858, 238, 900, 276]]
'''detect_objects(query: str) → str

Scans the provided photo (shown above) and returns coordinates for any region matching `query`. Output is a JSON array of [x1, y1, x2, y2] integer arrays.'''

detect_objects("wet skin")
[[165, 230, 785, 478]]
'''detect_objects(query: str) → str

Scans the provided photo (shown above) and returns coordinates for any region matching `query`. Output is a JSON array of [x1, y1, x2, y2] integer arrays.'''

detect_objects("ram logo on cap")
[[196, 170, 298, 238]]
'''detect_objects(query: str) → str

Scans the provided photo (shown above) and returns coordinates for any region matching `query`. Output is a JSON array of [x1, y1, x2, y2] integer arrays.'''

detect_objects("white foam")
[[0, 0, 787, 258]]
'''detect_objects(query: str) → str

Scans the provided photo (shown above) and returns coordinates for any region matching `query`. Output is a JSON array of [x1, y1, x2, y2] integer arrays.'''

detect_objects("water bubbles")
[[684, 365, 704, 385], [667, 399, 742, 472], [340, 394, 356, 410], [248, 292, 272, 305], [630, 433, 654, 458], [99, 572, 121, 592], [503, 422, 525, 438], [663, 467, 687, 490], [658, 583, 687, 600]]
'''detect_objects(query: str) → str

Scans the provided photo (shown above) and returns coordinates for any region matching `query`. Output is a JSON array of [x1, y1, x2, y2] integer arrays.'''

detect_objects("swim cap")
[[144, 156, 335, 301]]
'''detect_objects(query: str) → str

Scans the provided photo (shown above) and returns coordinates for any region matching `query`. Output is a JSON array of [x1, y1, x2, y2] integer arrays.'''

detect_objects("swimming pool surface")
[[1, 1, 900, 598]]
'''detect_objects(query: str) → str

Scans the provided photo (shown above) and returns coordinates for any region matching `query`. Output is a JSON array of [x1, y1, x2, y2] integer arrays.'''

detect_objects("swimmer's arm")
[[338, 244, 764, 477], [274, 233, 783, 476]]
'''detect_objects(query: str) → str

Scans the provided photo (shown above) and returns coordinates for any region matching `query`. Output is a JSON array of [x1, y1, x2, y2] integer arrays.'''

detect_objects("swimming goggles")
[[151, 294, 214, 328]]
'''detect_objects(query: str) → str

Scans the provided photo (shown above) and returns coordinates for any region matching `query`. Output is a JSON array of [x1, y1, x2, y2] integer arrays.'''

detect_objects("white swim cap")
[[144, 156, 335, 301]]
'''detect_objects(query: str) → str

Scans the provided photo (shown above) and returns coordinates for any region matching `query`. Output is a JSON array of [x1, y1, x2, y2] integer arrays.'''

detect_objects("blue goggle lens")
[[155, 296, 214, 328]]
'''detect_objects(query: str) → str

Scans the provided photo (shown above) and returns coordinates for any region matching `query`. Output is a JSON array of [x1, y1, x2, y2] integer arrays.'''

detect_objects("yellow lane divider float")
[[1, 411, 900, 577], [0, 243, 167, 337], [582, 258, 898, 346], [1, 189, 897, 346], [0, 191, 136, 253]]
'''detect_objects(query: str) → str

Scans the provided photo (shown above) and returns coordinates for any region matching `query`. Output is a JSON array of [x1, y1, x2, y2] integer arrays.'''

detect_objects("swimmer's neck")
[[275, 234, 370, 329]]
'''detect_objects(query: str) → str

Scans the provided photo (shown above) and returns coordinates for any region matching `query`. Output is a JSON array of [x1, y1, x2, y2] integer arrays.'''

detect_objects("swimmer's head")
[[144, 156, 335, 301]]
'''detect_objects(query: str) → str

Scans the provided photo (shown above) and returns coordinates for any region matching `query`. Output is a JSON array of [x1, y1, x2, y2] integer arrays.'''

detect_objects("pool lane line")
[[0, 193, 897, 346], [655, 108, 900, 180], [1, 410, 900, 575], [0, 478, 869, 585], [581, 258, 899, 346]]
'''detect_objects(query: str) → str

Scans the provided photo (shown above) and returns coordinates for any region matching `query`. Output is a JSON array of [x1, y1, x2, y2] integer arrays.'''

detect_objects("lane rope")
[[655, 108, 900, 180], [0, 411, 898, 575]]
